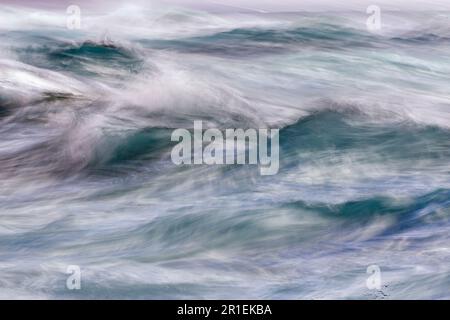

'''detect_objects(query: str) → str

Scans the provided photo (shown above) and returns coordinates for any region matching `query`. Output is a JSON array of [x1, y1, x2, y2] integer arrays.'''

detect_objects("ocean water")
[[1, 5, 450, 299]]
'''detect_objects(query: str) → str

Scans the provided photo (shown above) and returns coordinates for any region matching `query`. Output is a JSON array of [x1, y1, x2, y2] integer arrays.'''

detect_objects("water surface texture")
[[1, 5, 450, 299]]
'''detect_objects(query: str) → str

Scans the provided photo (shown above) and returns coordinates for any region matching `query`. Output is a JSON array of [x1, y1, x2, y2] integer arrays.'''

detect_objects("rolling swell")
[[142, 24, 380, 57]]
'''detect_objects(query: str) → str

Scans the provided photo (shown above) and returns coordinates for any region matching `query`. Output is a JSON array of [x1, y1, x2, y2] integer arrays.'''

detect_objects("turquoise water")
[[1, 7, 450, 299]]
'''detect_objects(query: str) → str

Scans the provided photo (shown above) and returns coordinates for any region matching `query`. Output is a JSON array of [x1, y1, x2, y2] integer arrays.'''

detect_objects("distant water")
[[1, 6, 450, 299]]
